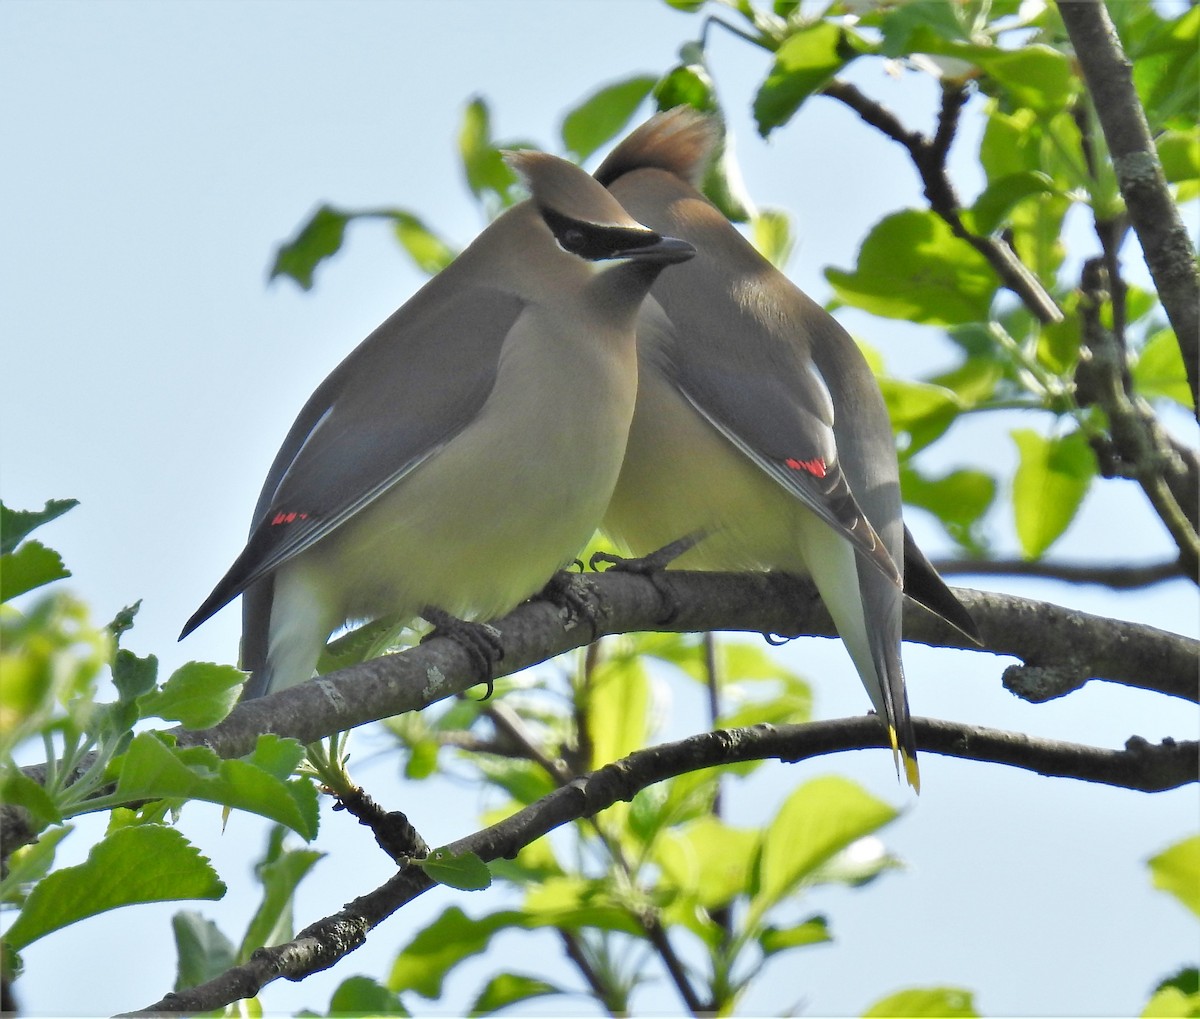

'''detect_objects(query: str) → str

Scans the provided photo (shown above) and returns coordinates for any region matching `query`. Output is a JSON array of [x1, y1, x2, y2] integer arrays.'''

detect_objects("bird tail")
[[798, 514, 919, 791]]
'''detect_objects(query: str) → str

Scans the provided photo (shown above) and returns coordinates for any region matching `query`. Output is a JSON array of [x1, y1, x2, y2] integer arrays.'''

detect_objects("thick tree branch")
[[123, 716, 1197, 1014], [820, 78, 1064, 324], [6, 575, 1194, 825], [931, 556, 1184, 589], [1075, 258, 1200, 577], [6, 572, 1195, 857], [1056, 0, 1200, 418], [167, 574, 1196, 758]]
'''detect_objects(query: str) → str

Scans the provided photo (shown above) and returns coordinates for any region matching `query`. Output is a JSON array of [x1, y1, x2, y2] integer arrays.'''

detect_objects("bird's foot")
[[539, 569, 602, 640], [420, 607, 505, 698], [589, 532, 704, 624]]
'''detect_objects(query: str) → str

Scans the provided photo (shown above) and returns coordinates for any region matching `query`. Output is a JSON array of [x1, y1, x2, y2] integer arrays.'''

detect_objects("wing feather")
[[180, 284, 527, 638]]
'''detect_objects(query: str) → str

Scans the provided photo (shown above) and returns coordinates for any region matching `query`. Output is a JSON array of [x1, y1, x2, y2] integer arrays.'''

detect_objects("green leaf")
[[758, 915, 831, 955], [878, 377, 963, 455], [137, 661, 244, 728], [470, 973, 563, 1015], [1036, 296, 1082, 375], [473, 756, 556, 807], [1134, 329, 1195, 408], [878, 0, 971, 57], [1148, 834, 1200, 919], [562, 76, 657, 161], [519, 877, 643, 936], [864, 986, 979, 1017], [107, 600, 142, 642], [975, 45, 1075, 113], [901, 466, 996, 556], [929, 349, 1003, 408], [1009, 188, 1070, 285], [172, 910, 236, 991], [0, 825, 72, 904], [752, 208, 794, 269], [247, 732, 309, 781], [718, 679, 812, 731], [3, 824, 225, 950], [656, 816, 760, 908], [1011, 429, 1096, 559], [751, 776, 898, 923], [112, 648, 160, 704], [0, 770, 63, 829], [328, 975, 409, 1015], [1157, 129, 1200, 184], [1127, 6, 1200, 133], [1156, 967, 1200, 1000], [1142, 985, 1200, 1018], [980, 107, 1038, 180], [654, 53, 717, 114], [810, 836, 901, 888], [460, 97, 518, 207], [0, 592, 107, 753], [827, 210, 997, 326], [419, 848, 492, 891], [0, 540, 70, 602], [625, 769, 721, 848], [587, 652, 650, 769], [240, 835, 324, 959], [389, 906, 520, 998], [269, 204, 349, 291], [391, 212, 457, 276], [963, 171, 1056, 235], [702, 132, 756, 224], [754, 22, 856, 136], [719, 640, 807, 687], [0, 499, 77, 556], [403, 736, 440, 780], [114, 732, 319, 839]]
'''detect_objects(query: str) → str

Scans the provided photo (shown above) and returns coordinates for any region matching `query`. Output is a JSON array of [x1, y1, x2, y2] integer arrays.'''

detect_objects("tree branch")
[[1075, 257, 1200, 577], [820, 78, 1064, 324], [1056, 0, 1200, 418], [167, 573, 1195, 759], [930, 556, 1184, 589], [123, 716, 1197, 1014], [6, 572, 1195, 857]]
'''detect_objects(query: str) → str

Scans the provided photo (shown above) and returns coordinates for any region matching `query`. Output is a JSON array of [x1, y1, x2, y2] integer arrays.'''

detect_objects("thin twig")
[[701, 631, 734, 956], [930, 556, 1184, 589], [559, 930, 623, 1016], [820, 78, 1064, 324]]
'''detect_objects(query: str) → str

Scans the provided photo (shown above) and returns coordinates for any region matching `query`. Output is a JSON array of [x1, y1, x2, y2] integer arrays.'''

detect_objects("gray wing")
[[180, 283, 527, 639], [902, 527, 982, 643], [654, 311, 901, 586]]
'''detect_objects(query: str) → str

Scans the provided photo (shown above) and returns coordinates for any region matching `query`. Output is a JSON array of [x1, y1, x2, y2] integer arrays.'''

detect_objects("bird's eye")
[[561, 227, 587, 253]]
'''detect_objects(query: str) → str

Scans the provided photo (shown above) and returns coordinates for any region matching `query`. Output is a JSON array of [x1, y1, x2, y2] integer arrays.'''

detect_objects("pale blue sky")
[[3, 2, 1196, 1016]]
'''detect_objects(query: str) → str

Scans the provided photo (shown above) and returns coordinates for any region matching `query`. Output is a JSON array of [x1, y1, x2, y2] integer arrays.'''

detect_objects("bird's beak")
[[618, 235, 696, 265]]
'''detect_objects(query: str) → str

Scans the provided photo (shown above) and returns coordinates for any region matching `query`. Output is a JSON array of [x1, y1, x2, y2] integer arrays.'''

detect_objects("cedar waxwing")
[[180, 150, 695, 699], [595, 109, 979, 789]]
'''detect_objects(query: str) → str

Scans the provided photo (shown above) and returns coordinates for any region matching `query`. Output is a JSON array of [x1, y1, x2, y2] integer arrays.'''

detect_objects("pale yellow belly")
[[604, 366, 828, 575]]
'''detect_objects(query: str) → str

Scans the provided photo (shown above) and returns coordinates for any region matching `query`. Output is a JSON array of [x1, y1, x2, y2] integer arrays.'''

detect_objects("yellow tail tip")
[[887, 725, 921, 793], [904, 753, 922, 794]]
